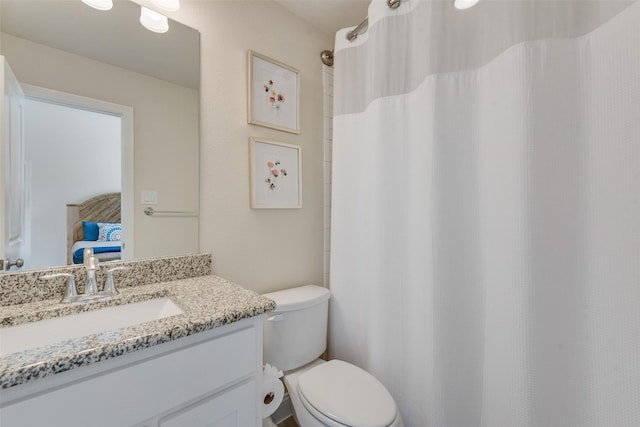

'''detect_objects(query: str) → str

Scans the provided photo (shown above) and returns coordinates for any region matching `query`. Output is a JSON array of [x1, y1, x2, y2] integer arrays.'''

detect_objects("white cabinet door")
[[158, 380, 257, 427]]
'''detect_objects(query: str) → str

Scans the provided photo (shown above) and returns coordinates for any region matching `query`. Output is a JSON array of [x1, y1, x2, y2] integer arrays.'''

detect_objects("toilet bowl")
[[285, 359, 403, 427], [263, 285, 403, 427]]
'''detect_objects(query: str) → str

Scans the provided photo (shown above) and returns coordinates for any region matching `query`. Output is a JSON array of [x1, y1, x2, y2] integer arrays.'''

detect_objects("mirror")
[[0, 0, 200, 271]]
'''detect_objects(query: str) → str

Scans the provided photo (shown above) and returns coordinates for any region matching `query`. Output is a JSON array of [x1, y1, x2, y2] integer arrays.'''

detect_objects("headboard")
[[66, 192, 121, 264]]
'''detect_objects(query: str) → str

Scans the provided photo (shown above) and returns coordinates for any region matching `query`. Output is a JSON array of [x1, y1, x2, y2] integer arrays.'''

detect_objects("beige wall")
[[153, 0, 331, 294], [3, 0, 331, 294], [0, 33, 199, 260]]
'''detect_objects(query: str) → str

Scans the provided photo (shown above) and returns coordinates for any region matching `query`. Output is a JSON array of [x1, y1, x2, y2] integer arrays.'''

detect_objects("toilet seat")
[[297, 360, 397, 427]]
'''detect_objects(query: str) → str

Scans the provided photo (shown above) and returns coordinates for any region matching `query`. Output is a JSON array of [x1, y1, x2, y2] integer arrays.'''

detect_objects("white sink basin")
[[0, 297, 184, 357]]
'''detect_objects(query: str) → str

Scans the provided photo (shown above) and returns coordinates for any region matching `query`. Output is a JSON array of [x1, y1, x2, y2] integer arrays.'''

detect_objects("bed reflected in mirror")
[[67, 193, 122, 266]]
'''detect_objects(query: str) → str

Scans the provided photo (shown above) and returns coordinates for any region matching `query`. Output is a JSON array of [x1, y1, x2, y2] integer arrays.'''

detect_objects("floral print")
[[263, 80, 285, 113], [265, 160, 287, 190]]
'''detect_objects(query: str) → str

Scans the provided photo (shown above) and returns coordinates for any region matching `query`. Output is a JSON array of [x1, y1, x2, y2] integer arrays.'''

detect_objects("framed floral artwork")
[[247, 50, 300, 134], [249, 137, 302, 209]]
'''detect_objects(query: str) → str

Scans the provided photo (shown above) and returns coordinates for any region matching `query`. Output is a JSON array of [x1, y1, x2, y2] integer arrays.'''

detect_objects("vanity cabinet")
[[0, 316, 264, 427]]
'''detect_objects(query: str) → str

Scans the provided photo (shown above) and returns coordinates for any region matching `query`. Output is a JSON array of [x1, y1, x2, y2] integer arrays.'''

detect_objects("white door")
[[0, 56, 26, 271]]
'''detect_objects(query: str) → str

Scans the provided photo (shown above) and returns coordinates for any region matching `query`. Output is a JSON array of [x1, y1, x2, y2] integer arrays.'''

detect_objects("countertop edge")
[[0, 275, 276, 389]]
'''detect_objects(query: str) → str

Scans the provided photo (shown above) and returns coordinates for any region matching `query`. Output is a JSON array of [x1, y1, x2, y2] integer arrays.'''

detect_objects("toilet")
[[263, 285, 404, 427]]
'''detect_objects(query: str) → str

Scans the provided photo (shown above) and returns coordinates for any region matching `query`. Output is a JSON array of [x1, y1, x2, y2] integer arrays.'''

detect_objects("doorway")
[[21, 85, 133, 270], [25, 99, 121, 268]]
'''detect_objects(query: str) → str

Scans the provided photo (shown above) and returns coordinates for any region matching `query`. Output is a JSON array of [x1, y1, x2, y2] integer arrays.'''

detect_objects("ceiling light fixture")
[[150, 0, 180, 12], [81, 0, 113, 11], [454, 0, 480, 9], [140, 6, 169, 33]]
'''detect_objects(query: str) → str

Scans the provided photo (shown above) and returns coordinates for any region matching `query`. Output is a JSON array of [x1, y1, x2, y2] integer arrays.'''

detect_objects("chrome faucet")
[[41, 248, 128, 303]]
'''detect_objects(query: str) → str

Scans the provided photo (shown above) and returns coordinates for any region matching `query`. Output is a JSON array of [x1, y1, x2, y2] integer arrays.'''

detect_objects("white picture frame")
[[249, 137, 302, 209], [247, 50, 300, 134]]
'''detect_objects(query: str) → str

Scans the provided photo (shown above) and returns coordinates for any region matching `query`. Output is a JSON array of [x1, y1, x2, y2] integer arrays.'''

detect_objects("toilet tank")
[[263, 285, 331, 372]]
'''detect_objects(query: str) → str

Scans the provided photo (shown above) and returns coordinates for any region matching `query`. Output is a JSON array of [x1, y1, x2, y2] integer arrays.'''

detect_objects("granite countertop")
[[0, 275, 276, 389]]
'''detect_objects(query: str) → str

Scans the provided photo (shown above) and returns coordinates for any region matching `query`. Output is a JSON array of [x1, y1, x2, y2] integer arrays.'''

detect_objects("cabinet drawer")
[[158, 380, 257, 427]]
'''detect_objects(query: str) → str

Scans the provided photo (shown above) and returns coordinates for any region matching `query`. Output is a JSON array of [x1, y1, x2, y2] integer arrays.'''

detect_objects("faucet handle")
[[102, 266, 129, 296], [42, 273, 78, 303]]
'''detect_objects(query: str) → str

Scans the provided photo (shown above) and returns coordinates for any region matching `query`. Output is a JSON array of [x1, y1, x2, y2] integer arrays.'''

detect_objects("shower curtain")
[[329, 1, 640, 426]]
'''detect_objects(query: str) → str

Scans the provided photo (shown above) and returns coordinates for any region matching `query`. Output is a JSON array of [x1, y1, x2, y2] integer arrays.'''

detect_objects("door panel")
[[1, 56, 26, 270]]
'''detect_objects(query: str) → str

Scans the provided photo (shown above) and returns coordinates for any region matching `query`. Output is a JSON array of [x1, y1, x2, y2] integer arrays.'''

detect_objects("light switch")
[[141, 190, 158, 205]]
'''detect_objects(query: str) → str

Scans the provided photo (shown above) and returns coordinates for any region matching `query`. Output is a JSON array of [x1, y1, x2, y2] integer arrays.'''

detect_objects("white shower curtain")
[[329, 1, 640, 426]]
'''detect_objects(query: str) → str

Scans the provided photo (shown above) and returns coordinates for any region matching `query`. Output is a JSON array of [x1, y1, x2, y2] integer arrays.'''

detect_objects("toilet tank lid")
[[263, 285, 330, 312]]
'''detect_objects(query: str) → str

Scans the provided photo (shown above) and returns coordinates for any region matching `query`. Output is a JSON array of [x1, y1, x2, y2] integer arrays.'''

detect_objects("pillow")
[[97, 223, 122, 242], [82, 221, 100, 241]]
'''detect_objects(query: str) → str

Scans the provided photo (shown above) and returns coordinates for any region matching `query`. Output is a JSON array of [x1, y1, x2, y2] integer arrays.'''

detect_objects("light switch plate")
[[141, 190, 158, 205]]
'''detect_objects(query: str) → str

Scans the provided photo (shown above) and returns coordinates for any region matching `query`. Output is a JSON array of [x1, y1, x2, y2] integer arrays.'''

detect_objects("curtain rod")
[[320, 0, 401, 66], [346, 17, 370, 42]]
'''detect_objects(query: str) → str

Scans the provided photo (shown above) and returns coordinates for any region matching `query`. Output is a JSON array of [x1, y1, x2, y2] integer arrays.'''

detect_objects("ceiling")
[[0, 0, 370, 86], [0, 0, 200, 89], [274, 0, 370, 37]]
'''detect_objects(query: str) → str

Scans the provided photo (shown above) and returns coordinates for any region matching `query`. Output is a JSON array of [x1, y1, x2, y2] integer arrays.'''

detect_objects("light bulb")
[[140, 6, 169, 33], [454, 0, 480, 10], [81, 0, 113, 11], [150, 0, 180, 12]]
